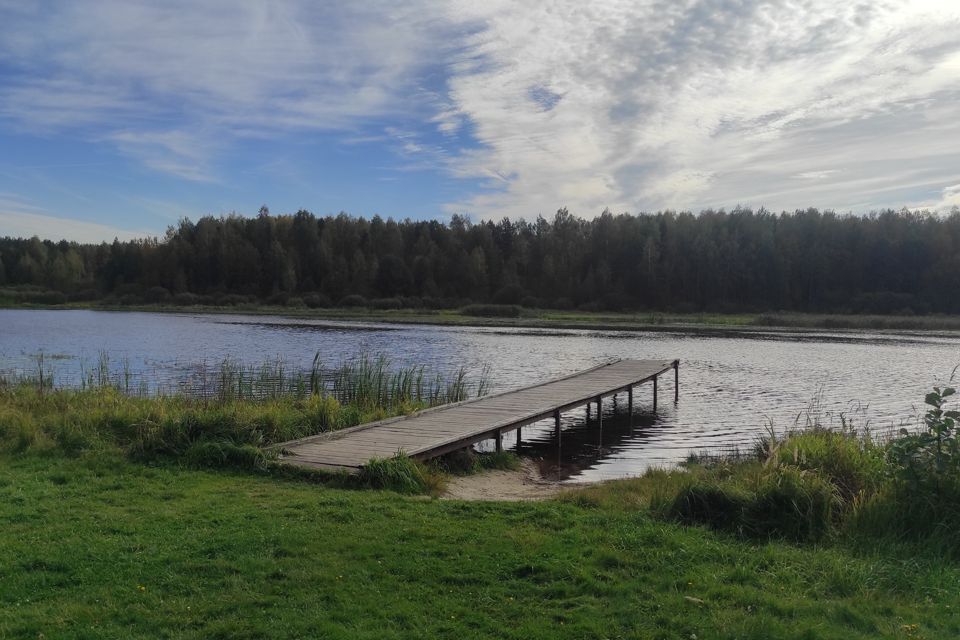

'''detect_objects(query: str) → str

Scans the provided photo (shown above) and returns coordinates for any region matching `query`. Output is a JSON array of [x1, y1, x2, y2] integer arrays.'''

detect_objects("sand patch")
[[441, 459, 573, 501]]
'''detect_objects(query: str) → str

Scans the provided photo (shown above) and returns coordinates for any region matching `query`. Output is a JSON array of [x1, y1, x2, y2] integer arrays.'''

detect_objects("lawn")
[[2, 453, 957, 640]]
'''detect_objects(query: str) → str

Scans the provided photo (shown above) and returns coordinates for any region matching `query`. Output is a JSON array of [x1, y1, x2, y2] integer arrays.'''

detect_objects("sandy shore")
[[441, 459, 574, 501]]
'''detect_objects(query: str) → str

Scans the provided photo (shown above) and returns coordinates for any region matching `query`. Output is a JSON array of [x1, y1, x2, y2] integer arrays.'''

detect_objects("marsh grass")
[[0, 352, 490, 484], [356, 453, 445, 494]]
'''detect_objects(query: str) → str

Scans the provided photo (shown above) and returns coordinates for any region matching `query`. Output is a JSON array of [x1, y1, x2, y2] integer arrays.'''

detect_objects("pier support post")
[[554, 410, 561, 444], [628, 386, 633, 413], [516, 427, 522, 451], [653, 377, 658, 412], [674, 360, 679, 403], [495, 429, 502, 452], [596, 397, 602, 429]]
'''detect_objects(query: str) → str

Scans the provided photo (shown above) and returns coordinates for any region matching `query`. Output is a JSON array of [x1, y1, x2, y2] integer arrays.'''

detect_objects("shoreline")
[[4, 302, 960, 334]]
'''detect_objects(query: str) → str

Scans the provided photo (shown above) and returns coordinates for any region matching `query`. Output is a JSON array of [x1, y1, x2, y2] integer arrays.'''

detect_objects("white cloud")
[[0, 195, 153, 242], [439, 0, 960, 216]]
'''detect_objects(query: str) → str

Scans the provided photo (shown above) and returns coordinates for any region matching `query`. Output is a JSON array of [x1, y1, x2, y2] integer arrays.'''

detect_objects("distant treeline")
[[2, 207, 960, 314]]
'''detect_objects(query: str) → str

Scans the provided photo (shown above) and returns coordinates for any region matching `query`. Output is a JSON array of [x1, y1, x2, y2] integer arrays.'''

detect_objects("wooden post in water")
[[674, 360, 679, 403], [628, 386, 633, 413], [516, 427, 522, 451], [554, 410, 561, 443], [495, 429, 503, 452], [597, 396, 603, 429], [653, 377, 658, 412]]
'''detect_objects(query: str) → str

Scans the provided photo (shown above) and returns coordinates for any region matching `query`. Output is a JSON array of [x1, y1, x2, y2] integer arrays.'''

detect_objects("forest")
[[2, 206, 960, 314]]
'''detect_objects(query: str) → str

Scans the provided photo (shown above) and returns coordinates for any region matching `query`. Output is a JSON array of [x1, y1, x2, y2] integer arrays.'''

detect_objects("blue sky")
[[1, 1, 959, 242]]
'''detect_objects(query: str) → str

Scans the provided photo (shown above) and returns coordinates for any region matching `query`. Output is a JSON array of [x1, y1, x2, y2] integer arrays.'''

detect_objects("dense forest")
[[2, 207, 960, 314]]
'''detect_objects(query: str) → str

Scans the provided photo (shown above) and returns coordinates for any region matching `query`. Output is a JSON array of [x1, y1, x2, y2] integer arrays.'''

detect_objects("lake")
[[1, 309, 958, 483]]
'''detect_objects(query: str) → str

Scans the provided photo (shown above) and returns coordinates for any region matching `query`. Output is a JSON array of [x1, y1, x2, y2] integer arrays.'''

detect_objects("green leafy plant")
[[887, 384, 959, 493]]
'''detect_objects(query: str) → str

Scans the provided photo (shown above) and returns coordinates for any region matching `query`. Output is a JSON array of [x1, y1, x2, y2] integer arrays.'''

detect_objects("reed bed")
[[1, 350, 489, 408], [0, 351, 491, 471]]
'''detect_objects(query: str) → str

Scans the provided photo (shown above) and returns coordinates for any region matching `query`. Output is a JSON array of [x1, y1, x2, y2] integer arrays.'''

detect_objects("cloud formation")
[[1, 0, 959, 222], [441, 0, 960, 216]]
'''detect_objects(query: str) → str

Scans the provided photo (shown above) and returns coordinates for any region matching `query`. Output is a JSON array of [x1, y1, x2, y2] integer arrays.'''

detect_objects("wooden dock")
[[277, 358, 679, 472]]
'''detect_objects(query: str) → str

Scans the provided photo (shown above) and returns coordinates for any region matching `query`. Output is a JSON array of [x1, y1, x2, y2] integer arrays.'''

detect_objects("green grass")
[[2, 453, 958, 639]]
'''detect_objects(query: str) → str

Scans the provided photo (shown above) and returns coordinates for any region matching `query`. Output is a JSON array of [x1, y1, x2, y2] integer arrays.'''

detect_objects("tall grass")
[[1, 350, 489, 408], [0, 352, 491, 477]]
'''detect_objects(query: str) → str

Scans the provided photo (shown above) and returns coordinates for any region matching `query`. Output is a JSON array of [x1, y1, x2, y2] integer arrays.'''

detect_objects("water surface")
[[2, 309, 958, 483]]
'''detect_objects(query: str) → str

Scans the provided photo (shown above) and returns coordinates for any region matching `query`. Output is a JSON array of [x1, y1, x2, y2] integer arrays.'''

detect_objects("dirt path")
[[441, 459, 574, 501]]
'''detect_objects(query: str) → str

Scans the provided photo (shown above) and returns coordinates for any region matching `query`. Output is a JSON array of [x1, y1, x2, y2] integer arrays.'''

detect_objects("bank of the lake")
[[3, 453, 958, 639], [6, 299, 960, 333]]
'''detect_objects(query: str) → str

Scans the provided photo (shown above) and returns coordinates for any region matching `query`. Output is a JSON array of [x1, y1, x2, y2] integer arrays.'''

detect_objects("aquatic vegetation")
[[0, 353, 490, 474]]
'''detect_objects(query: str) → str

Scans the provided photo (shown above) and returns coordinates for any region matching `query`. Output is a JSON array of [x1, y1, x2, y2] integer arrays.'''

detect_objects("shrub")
[[17, 290, 67, 305], [460, 304, 522, 318], [338, 294, 368, 308], [172, 292, 201, 306], [370, 297, 403, 310], [217, 294, 251, 306], [285, 296, 306, 308], [304, 293, 332, 308], [144, 286, 171, 304], [520, 296, 544, 309]]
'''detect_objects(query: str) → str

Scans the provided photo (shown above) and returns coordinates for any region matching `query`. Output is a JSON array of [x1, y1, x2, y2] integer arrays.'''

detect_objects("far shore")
[[4, 300, 960, 333]]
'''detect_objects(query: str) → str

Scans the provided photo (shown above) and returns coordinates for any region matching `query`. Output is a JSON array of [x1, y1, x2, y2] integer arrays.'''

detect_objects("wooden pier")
[[277, 358, 679, 472]]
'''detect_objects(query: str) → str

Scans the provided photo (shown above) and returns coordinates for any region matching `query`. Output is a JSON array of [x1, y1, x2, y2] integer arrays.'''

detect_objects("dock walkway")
[[277, 358, 678, 472]]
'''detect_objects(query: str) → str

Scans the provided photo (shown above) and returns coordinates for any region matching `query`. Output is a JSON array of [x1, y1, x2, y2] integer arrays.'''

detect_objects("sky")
[[1, 0, 959, 242]]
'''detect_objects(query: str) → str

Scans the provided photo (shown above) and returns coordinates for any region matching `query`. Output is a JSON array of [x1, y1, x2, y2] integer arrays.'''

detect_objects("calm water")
[[2, 309, 958, 483]]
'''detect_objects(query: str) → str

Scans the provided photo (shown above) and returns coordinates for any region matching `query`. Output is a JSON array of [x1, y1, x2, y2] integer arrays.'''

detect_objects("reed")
[[0, 352, 491, 475]]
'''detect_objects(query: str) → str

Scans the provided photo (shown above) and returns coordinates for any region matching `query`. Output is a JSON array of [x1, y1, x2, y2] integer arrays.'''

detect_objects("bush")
[[217, 294, 251, 306], [460, 304, 522, 318], [338, 294, 368, 308], [851, 384, 960, 553], [144, 286, 171, 304], [16, 290, 67, 305], [285, 296, 306, 308], [370, 297, 403, 310], [172, 292, 201, 306], [520, 296, 544, 309], [304, 293, 332, 308]]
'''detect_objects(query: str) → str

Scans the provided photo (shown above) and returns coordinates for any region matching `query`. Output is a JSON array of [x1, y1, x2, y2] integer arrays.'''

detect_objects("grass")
[[2, 452, 959, 639]]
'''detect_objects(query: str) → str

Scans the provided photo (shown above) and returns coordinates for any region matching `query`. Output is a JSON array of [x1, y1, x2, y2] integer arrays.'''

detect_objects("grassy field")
[[3, 363, 960, 638], [2, 452, 958, 640]]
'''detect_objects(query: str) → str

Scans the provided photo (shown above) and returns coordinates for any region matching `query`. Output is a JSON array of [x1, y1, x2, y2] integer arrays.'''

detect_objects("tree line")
[[2, 206, 960, 314]]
